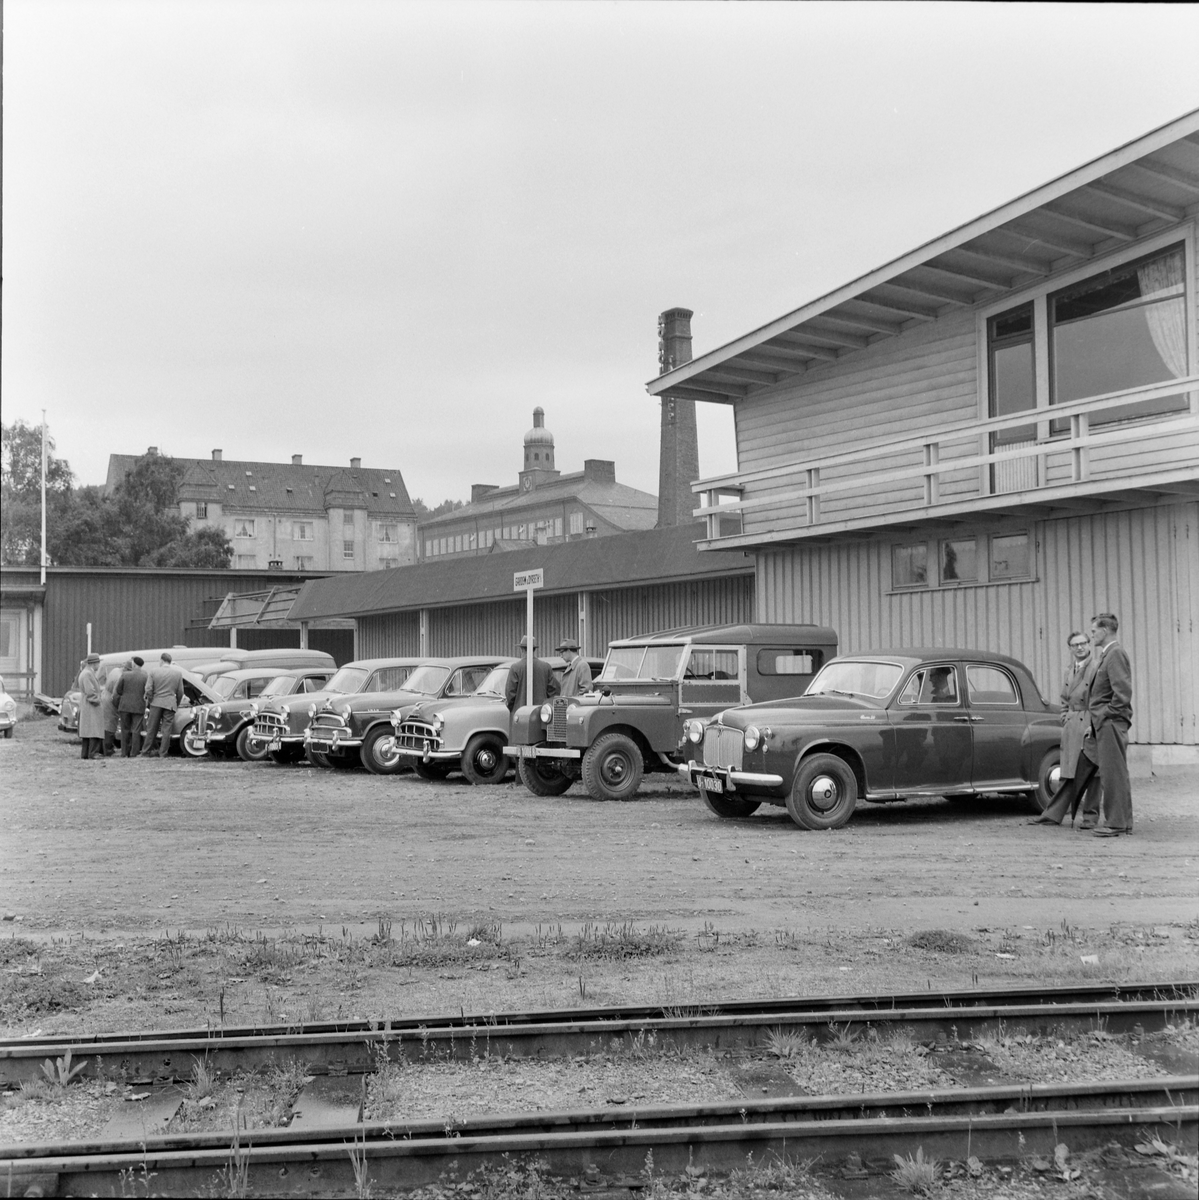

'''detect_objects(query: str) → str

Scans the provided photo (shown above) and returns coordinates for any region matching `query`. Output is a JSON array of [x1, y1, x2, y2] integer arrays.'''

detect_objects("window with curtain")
[[1051, 243, 1188, 426]]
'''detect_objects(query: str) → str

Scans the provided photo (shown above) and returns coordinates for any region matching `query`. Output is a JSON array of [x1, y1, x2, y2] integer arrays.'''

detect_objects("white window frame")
[[977, 223, 1198, 428], [294, 522, 313, 542], [378, 523, 397, 543], [234, 519, 256, 539]]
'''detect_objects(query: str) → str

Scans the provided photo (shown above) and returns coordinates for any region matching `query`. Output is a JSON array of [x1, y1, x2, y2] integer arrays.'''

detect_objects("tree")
[[412, 497, 464, 519], [145, 525, 233, 569], [1, 420, 75, 566]]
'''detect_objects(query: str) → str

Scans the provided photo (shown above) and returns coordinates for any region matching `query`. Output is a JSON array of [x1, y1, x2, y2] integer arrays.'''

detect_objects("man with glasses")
[[1029, 629, 1102, 828]]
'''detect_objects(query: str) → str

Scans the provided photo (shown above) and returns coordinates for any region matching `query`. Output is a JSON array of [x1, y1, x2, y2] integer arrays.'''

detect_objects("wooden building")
[[649, 111, 1199, 770], [289, 524, 754, 660]]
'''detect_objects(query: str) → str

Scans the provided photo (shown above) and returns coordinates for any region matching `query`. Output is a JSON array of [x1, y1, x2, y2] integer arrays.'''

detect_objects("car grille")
[[194, 709, 211, 736], [549, 698, 570, 741], [255, 711, 287, 738], [308, 713, 346, 743], [703, 725, 743, 770], [396, 720, 442, 753]]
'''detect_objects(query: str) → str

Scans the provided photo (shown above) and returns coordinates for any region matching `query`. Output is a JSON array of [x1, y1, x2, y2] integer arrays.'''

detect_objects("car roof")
[[837, 648, 1033, 671], [337, 658, 425, 671], [410, 656, 508, 668], [610, 623, 838, 648], [212, 666, 313, 682]]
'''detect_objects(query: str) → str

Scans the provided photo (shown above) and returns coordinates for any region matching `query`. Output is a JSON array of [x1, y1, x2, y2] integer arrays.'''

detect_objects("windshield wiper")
[[822, 689, 859, 698]]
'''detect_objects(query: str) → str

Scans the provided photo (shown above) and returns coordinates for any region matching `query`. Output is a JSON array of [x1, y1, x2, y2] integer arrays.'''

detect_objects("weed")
[[764, 1026, 809, 1059], [16, 1076, 54, 1102], [891, 1146, 940, 1194], [826, 1022, 859, 1050], [572, 921, 683, 962], [373, 917, 393, 945], [40, 1047, 88, 1088], [347, 1122, 373, 1198], [220, 1114, 250, 1199], [188, 1056, 216, 1101], [117, 1149, 157, 1198]]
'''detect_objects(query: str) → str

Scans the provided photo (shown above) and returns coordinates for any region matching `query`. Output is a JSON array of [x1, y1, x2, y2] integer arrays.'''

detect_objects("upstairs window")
[[234, 519, 255, 539], [294, 522, 313, 541], [343, 540, 355, 559], [378, 523, 397, 543], [195, 502, 208, 519], [1051, 243, 1189, 426]]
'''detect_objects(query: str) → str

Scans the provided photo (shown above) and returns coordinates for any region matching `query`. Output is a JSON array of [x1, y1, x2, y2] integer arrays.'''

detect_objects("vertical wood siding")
[[355, 574, 756, 667], [756, 502, 1197, 745]]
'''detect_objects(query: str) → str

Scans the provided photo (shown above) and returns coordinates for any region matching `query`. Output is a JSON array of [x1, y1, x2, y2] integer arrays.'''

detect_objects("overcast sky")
[[5, 1, 1199, 505]]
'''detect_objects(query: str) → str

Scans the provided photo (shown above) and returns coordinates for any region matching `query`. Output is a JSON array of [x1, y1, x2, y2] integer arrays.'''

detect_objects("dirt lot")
[[2, 712, 1198, 1036]]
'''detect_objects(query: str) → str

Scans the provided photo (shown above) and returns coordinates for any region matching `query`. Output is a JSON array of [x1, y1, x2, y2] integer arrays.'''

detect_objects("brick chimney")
[[292, 454, 302, 466], [212, 449, 223, 461], [656, 308, 700, 528], [350, 457, 362, 470], [583, 459, 615, 483]]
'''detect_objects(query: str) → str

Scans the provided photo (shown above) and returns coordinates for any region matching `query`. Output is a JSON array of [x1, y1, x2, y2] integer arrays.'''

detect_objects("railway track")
[[4, 1077, 1196, 1197], [3, 979, 1196, 1085]]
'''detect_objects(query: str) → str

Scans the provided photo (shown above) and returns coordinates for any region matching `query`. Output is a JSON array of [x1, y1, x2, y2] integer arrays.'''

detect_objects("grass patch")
[[572, 922, 684, 962], [907, 929, 976, 955]]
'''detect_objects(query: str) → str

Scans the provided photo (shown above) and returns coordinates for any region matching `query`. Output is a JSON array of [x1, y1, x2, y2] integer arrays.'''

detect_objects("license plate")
[[697, 774, 724, 794], [267, 740, 281, 752]]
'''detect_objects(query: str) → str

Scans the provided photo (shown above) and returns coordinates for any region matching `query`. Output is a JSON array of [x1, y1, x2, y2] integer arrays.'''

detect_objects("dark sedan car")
[[680, 649, 1061, 830]]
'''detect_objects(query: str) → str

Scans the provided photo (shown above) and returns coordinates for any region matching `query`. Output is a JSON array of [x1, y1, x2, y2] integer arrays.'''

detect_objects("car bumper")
[[0, 716, 15, 731], [204, 732, 230, 743], [504, 744, 582, 760], [394, 746, 459, 762], [678, 761, 785, 794], [306, 733, 362, 752]]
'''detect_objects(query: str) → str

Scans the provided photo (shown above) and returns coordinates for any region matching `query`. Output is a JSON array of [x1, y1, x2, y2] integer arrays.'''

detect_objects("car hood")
[[342, 687, 444, 713], [258, 686, 354, 713], [717, 694, 884, 728], [407, 694, 507, 722]]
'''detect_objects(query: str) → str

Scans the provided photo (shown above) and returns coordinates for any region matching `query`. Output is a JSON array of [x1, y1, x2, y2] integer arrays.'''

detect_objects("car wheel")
[[517, 756, 573, 796], [1031, 748, 1063, 813], [305, 746, 332, 768], [179, 730, 208, 758], [702, 792, 762, 819], [461, 734, 509, 785], [786, 753, 858, 830], [235, 725, 271, 763], [269, 746, 304, 765], [361, 726, 406, 775], [414, 759, 453, 781], [581, 732, 644, 801]]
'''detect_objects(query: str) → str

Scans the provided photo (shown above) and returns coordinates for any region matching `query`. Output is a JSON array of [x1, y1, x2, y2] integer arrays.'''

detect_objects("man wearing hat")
[[556, 638, 592, 698], [78, 653, 106, 760], [140, 651, 185, 758], [114, 656, 148, 757], [504, 635, 560, 714]]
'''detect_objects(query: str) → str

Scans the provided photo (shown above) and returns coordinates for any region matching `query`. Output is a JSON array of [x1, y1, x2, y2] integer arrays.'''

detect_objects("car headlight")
[[539, 703, 553, 723], [684, 719, 705, 744], [308, 703, 317, 718], [210, 706, 223, 720], [339, 704, 351, 718], [280, 704, 290, 717], [431, 715, 444, 732], [249, 703, 258, 717], [743, 725, 761, 752]]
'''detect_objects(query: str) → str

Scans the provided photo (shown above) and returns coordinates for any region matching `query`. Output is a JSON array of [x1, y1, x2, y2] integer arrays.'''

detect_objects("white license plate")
[[267, 740, 281, 751], [697, 774, 724, 794]]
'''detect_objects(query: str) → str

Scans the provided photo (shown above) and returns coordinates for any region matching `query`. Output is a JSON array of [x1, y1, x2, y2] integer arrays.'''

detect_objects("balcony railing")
[[693, 377, 1199, 543]]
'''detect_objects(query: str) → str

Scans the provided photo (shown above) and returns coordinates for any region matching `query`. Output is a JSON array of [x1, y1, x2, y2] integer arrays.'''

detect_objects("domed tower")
[[519, 407, 560, 492]]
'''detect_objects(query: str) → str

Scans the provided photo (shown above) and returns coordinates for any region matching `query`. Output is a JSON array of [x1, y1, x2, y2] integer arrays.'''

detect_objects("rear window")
[[757, 649, 821, 676]]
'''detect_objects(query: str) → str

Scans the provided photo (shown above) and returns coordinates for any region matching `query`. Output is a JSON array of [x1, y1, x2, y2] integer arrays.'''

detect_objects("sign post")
[[513, 568, 544, 708]]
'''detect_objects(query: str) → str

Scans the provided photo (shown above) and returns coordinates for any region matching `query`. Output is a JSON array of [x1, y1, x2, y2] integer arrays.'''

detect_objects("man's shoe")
[[1092, 828, 1129, 837], [1026, 816, 1060, 826], [1076, 822, 1097, 831]]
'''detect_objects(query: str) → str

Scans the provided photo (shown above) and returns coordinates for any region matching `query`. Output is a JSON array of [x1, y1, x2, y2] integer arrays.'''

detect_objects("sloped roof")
[[419, 471, 656, 530], [289, 523, 752, 620], [649, 109, 1199, 404], [107, 455, 415, 517]]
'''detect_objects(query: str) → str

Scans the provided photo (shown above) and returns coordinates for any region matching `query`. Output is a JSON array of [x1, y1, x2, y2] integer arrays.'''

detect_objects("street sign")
[[513, 568, 544, 592]]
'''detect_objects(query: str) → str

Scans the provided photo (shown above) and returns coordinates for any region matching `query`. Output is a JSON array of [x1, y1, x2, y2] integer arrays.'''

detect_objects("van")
[[189, 648, 337, 686]]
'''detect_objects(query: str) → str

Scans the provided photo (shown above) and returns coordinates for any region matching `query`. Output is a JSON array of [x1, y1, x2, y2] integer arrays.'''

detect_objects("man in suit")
[[140, 652, 185, 758], [1047, 613, 1133, 837], [77, 653, 106, 760], [505, 635, 560, 714], [114, 656, 148, 757], [556, 638, 593, 697], [1029, 630, 1103, 828]]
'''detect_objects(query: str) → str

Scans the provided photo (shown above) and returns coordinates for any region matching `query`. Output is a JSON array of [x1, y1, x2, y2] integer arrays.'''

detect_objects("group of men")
[[76, 651, 186, 760], [1030, 612, 1134, 837], [503, 635, 591, 713]]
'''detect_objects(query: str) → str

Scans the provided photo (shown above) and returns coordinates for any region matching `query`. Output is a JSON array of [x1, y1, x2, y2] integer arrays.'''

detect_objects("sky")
[[5, 1, 1199, 505]]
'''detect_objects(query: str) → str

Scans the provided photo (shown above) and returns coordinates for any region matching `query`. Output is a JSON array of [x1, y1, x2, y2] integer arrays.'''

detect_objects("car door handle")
[[953, 715, 972, 722]]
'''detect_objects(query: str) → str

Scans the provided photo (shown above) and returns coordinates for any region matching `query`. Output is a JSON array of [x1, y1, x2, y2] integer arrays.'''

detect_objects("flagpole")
[[40, 411, 47, 586]]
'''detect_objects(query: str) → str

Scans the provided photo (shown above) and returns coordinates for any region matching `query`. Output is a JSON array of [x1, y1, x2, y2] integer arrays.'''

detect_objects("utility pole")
[[40, 411, 48, 586]]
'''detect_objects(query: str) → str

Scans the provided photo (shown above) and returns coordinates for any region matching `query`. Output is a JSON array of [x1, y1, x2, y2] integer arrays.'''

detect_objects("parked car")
[[505, 624, 839, 802], [186, 667, 335, 761], [252, 658, 423, 765], [166, 672, 224, 755], [307, 656, 506, 773], [189, 648, 337, 687], [57, 647, 227, 734], [680, 649, 1061, 829], [391, 657, 604, 784], [0, 677, 17, 738]]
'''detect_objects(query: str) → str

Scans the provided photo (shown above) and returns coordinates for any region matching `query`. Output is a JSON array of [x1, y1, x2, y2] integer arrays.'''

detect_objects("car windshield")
[[260, 676, 299, 698], [807, 660, 904, 700], [598, 644, 686, 682], [326, 666, 370, 693], [474, 665, 512, 696], [211, 676, 241, 699], [402, 665, 452, 695]]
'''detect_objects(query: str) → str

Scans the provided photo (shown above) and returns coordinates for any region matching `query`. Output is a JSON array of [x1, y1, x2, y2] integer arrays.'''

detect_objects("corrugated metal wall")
[[36, 571, 315, 693], [356, 573, 756, 664], [756, 501, 1197, 745]]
